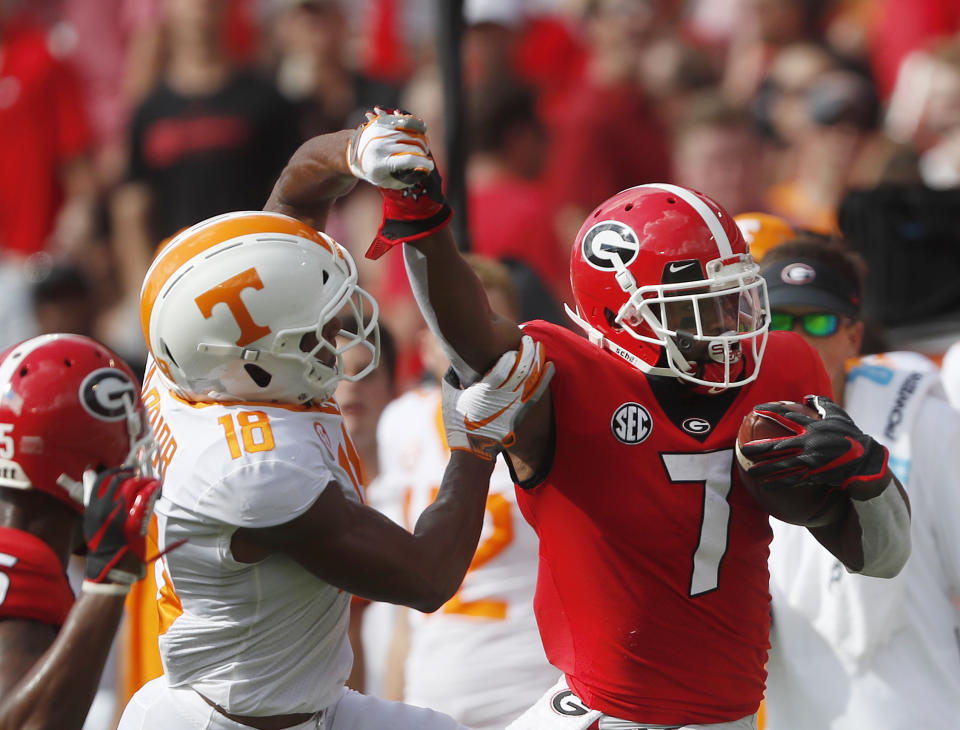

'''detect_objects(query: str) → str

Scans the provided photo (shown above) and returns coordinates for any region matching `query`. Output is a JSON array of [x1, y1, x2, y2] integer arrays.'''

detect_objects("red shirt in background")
[[544, 80, 672, 217], [468, 174, 571, 303], [869, 0, 960, 100], [0, 17, 92, 257]]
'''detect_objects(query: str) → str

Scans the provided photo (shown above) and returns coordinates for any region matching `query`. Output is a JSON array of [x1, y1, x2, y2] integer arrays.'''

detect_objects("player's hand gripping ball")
[[735, 400, 849, 527]]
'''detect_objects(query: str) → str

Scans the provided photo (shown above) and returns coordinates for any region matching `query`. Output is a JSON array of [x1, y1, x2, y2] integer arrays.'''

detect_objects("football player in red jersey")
[[264, 110, 911, 729], [0, 334, 161, 730]]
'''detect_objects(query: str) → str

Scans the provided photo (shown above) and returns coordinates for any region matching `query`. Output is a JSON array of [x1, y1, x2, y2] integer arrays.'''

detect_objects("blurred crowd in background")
[[7, 2, 960, 728], [3, 0, 960, 387]]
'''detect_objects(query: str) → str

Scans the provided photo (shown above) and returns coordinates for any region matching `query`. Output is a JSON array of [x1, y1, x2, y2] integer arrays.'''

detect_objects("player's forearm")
[[404, 233, 521, 382], [264, 131, 358, 232], [849, 472, 911, 577], [0, 593, 126, 730], [811, 471, 911, 577], [283, 455, 494, 611], [406, 450, 496, 611]]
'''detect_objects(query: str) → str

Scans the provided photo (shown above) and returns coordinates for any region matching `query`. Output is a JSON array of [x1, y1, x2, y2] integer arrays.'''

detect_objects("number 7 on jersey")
[[661, 450, 734, 597]]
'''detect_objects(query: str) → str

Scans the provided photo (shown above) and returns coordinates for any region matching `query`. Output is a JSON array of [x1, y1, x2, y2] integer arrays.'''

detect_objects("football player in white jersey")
[[117, 204, 554, 730], [372, 256, 559, 729]]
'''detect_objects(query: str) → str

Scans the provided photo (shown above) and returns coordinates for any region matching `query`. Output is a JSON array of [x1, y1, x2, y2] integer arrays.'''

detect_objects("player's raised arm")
[[264, 130, 357, 232], [349, 108, 522, 380], [264, 109, 521, 381]]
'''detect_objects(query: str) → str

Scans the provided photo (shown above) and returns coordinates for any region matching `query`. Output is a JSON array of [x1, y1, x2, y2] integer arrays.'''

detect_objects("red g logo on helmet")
[[80, 369, 139, 421], [581, 220, 640, 271]]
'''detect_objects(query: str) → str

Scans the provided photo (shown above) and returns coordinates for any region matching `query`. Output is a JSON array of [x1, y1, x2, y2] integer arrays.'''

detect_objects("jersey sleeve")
[[0, 528, 74, 626], [195, 458, 332, 529], [183, 411, 340, 529]]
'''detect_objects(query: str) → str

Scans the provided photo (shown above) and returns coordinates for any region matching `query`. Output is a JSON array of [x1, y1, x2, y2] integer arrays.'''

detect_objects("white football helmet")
[[140, 211, 379, 404]]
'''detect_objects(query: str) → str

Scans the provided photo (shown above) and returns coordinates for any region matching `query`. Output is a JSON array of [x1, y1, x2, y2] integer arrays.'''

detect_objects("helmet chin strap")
[[563, 303, 605, 349], [56, 474, 86, 505], [638, 306, 697, 378], [564, 303, 676, 378], [603, 257, 680, 377]]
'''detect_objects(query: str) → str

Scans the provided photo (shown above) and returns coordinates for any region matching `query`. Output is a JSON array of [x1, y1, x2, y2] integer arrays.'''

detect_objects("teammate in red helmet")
[[0, 334, 161, 730]]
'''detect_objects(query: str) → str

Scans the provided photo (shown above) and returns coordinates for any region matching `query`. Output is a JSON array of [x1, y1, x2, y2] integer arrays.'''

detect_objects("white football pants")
[[119, 675, 470, 730]]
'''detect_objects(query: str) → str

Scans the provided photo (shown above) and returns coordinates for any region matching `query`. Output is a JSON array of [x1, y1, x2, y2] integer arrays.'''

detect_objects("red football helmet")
[[568, 183, 769, 389], [0, 334, 154, 511]]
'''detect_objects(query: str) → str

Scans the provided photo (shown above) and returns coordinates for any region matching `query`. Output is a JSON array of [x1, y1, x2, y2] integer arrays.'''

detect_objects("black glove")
[[738, 395, 889, 499], [83, 467, 161, 584]]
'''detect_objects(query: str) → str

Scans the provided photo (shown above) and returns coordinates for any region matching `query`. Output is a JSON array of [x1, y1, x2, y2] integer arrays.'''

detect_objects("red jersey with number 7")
[[0, 527, 74, 626], [515, 322, 831, 724]]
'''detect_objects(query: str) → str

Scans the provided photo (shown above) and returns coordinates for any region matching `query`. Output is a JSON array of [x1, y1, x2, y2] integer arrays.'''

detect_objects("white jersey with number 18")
[[141, 358, 366, 717]]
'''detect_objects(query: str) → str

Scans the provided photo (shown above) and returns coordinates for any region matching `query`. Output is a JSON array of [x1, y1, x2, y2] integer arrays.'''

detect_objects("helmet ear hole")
[[160, 339, 180, 369], [244, 363, 272, 388], [604, 308, 621, 330]]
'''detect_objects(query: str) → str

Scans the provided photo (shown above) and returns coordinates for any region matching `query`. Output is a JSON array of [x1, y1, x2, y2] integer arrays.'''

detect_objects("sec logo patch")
[[611, 402, 652, 444]]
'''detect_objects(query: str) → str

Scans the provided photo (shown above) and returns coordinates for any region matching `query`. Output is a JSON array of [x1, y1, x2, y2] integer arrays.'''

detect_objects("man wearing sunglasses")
[[759, 237, 960, 729], [762, 243, 865, 401]]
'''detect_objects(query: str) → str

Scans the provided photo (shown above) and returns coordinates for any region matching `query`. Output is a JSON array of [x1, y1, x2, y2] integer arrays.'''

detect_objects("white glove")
[[442, 335, 555, 461], [347, 107, 435, 189]]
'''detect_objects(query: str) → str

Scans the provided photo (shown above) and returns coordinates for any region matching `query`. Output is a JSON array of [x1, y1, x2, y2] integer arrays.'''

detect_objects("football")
[[735, 401, 848, 527]]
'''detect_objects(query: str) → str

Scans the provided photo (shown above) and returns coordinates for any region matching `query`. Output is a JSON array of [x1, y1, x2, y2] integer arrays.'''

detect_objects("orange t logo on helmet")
[[194, 268, 272, 347]]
